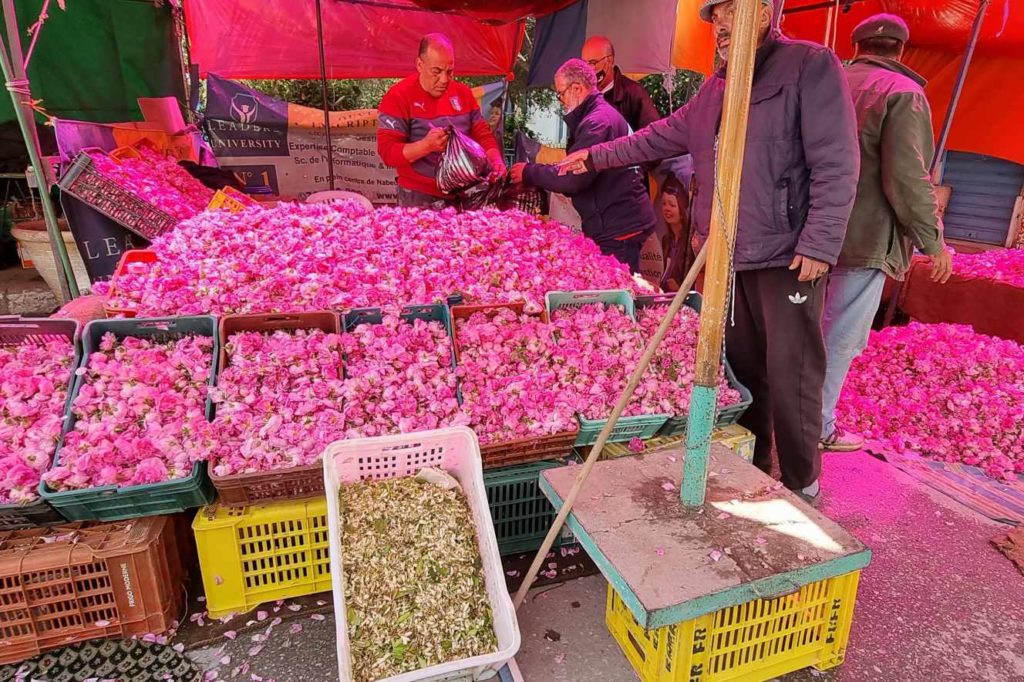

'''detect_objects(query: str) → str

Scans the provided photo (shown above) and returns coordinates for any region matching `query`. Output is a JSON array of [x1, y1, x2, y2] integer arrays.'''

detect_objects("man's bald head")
[[581, 36, 616, 90], [416, 33, 455, 98], [418, 33, 454, 59]]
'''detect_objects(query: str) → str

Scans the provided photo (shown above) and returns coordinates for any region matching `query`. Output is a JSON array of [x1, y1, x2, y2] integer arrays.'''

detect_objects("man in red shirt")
[[377, 33, 506, 208]]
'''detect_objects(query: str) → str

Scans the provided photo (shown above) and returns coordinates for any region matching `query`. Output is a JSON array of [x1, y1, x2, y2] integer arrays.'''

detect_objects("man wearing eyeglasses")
[[509, 59, 656, 272], [581, 36, 661, 135], [377, 33, 506, 208]]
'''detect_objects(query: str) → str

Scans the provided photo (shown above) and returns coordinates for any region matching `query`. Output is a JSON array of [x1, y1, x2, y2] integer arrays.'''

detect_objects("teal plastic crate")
[[633, 293, 753, 438], [574, 413, 670, 447], [545, 289, 635, 321], [40, 316, 218, 521], [484, 456, 578, 555]]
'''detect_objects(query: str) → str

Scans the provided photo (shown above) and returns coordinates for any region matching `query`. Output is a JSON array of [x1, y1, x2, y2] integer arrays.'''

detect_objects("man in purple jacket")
[[510, 59, 656, 272], [560, 0, 860, 502]]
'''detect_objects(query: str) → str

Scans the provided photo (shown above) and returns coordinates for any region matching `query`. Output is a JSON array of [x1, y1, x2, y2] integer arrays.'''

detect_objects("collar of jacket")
[[714, 29, 781, 79], [563, 92, 602, 130], [610, 66, 628, 98], [850, 55, 927, 87]]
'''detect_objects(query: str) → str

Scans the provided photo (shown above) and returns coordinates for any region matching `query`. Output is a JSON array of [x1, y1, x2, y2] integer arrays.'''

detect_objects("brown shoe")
[[820, 426, 864, 452]]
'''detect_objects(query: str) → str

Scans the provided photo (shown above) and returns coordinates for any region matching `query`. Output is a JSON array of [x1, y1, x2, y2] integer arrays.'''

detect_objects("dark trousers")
[[397, 187, 455, 210], [725, 267, 826, 490], [596, 235, 643, 274]]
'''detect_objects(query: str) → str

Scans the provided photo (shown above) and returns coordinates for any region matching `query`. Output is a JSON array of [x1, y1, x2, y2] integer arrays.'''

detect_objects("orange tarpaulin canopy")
[[672, 0, 1024, 166]]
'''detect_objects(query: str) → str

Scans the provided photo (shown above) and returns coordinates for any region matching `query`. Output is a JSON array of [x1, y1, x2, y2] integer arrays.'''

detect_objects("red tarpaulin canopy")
[[674, 0, 1023, 165], [404, 0, 578, 23], [183, 0, 529, 80], [781, 0, 1024, 166]]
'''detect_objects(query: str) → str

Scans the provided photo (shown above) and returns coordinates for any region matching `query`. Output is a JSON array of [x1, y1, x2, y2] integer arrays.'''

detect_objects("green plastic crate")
[[574, 413, 670, 447], [633, 293, 753, 438], [40, 316, 218, 521], [484, 457, 577, 555], [545, 289, 635, 320]]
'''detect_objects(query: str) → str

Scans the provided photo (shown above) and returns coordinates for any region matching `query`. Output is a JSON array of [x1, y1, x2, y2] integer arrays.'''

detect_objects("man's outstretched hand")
[[557, 149, 591, 176]]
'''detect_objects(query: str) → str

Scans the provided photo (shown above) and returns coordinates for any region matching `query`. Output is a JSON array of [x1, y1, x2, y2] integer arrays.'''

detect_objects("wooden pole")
[[511, 242, 708, 611], [681, 0, 762, 507]]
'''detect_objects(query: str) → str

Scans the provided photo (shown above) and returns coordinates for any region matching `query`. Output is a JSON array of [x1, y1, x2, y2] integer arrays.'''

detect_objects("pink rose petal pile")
[[44, 333, 215, 491], [0, 339, 75, 503], [455, 304, 743, 444], [88, 149, 213, 221], [455, 308, 578, 445], [106, 203, 639, 317], [636, 305, 742, 414], [837, 323, 1024, 481], [339, 314, 466, 439], [209, 329, 346, 477], [951, 248, 1024, 287]]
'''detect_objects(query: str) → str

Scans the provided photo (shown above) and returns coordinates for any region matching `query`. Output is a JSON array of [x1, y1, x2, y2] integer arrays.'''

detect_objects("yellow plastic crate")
[[606, 570, 861, 682], [192, 497, 332, 618], [714, 424, 755, 463]]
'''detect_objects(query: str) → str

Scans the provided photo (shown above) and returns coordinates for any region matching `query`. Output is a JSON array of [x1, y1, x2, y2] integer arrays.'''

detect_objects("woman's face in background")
[[662, 194, 681, 225]]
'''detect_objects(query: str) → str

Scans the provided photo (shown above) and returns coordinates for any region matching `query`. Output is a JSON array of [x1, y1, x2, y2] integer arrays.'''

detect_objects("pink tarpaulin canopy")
[[183, 0, 526, 80]]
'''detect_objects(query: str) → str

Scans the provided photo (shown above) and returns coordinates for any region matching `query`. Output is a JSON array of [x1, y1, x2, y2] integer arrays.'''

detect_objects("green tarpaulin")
[[0, 0, 184, 124]]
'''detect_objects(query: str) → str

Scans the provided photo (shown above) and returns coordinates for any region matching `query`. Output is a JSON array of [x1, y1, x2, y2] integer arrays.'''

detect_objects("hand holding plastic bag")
[[437, 126, 491, 194]]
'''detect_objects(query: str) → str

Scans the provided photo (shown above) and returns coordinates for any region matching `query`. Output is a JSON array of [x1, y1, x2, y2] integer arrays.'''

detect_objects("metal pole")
[[0, 0, 77, 301], [931, 0, 989, 177], [681, 0, 761, 507], [315, 0, 336, 190], [883, 0, 989, 326]]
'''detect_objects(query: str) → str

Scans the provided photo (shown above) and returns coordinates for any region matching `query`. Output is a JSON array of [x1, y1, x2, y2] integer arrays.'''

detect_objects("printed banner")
[[204, 74, 397, 203]]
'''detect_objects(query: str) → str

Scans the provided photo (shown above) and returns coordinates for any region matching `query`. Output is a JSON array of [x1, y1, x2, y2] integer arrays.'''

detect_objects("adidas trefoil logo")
[[788, 292, 808, 305]]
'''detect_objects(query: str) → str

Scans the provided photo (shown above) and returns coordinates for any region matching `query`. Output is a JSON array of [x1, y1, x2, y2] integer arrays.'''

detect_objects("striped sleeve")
[[377, 87, 412, 168]]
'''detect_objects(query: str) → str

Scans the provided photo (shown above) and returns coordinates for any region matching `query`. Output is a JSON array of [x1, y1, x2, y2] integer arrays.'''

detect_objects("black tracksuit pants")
[[725, 267, 826, 490]]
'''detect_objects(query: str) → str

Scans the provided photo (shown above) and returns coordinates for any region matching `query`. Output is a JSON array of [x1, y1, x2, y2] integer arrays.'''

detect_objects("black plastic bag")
[[456, 178, 507, 211], [436, 125, 491, 194]]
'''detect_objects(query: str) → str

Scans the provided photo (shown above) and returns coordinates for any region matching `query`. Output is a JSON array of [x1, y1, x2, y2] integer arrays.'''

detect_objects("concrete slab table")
[[539, 443, 872, 630]]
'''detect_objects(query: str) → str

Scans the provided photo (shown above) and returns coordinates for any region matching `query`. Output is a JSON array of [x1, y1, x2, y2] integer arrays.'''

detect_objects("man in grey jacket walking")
[[560, 0, 860, 501], [819, 14, 952, 452]]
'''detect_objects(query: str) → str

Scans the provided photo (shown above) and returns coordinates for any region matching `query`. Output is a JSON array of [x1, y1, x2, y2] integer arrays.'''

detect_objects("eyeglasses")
[[554, 84, 574, 100], [585, 54, 611, 68]]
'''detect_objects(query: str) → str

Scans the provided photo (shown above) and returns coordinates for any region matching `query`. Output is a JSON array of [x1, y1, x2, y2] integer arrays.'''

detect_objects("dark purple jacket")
[[605, 67, 661, 133], [524, 93, 656, 244], [589, 32, 859, 270]]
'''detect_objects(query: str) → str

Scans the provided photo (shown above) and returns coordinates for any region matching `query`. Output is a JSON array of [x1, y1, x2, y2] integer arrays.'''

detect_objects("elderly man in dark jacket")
[[819, 14, 952, 452], [582, 35, 661, 134], [560, 0, 860, 501], [510, 59, 656, 272]]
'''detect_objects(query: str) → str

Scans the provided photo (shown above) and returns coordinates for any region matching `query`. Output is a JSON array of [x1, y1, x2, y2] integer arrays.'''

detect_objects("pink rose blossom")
[[208, 329, 346, 476], [106, 204, 639, 317], [88, 148, 214, 221], [837, 323, 1024, 481], [0, 338, 74, 503], [43, 333, 215, 491]]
